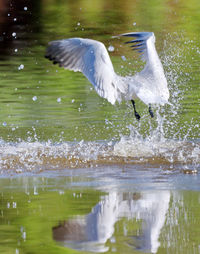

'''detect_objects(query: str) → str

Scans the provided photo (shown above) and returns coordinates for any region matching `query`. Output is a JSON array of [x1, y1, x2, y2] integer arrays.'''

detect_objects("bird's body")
[[45, 32, 169, 119]]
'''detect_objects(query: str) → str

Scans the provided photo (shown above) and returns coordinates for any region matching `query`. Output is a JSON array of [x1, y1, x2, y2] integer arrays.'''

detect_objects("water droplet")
[[12, 32, 16, 37], [2, 122, 7, 127], [14, 18, 17, 22], [133, 22, 137, 26], [32, 96, 37, 101], [14, 48, 18, 52], [27, 136, 32, 142], [71, 99, 75, 103], [77, 22, 80, 26], [110, 236, 116, 243], [18, 64, 24, 70], [121, 55, 126, 61], [22, 231, 26, 240], [108, 45, 115, 52], [24, 6, 28, 11], [57, 97, 61, 103]]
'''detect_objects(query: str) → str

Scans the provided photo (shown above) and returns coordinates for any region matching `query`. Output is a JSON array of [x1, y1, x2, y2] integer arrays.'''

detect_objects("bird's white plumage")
[[45, 32, 169, 106]]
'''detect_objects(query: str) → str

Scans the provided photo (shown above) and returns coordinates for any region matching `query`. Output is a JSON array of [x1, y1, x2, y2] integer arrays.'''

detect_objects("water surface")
[[0, 0, 200, 253]]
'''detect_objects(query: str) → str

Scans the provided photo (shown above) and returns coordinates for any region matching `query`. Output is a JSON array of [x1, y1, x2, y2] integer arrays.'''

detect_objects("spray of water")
[[113, 32, 199, 170]]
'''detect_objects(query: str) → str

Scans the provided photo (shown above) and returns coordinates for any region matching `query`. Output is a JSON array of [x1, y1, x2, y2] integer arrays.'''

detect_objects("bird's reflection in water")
[[53, 191, 170, 253]]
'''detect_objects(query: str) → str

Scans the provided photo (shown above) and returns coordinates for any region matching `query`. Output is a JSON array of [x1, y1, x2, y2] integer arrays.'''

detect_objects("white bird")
[[45, 32, 169, 120]]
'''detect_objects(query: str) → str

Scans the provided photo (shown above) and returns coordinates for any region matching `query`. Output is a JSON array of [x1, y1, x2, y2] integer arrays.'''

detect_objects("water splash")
[[0, 137, 199, 174]]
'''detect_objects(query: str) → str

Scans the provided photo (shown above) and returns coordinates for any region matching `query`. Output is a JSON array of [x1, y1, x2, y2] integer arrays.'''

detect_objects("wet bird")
[[45, 32, 169, 120]]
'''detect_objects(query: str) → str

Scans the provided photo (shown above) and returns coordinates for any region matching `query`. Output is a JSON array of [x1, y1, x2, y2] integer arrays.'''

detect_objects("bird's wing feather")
[[120, 32, 154, 62], [45, 38, 126, 104], [120, 32, 169, 105]]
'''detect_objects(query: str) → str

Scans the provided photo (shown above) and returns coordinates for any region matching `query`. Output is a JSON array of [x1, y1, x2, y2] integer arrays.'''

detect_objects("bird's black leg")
[[148, 104, 154, 118], [131, 100, 141, 120]]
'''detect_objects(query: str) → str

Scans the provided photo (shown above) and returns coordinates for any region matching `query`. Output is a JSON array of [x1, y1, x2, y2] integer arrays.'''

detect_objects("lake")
[[0, 0, 199, 253]]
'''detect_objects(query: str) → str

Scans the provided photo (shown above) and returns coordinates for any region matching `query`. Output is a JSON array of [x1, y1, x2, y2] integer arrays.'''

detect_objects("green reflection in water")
[[0, 177, 200, 254], [0, 177, 102, 254]]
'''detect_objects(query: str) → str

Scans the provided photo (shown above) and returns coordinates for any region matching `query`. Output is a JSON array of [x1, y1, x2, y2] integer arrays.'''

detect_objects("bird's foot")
[[131, 100, 141, 121], [135, 111, 141, 121], [148, 105, 154, 118]]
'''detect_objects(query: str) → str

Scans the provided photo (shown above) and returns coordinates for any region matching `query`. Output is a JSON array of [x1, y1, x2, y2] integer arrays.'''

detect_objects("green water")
[[0, 0, 200, 253], [1, 173, 200, 254]]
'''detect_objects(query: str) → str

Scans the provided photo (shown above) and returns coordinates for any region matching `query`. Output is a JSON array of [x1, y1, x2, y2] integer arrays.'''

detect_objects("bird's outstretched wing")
[[120, 32, 169, 105], [45, 38, 126, 104]]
